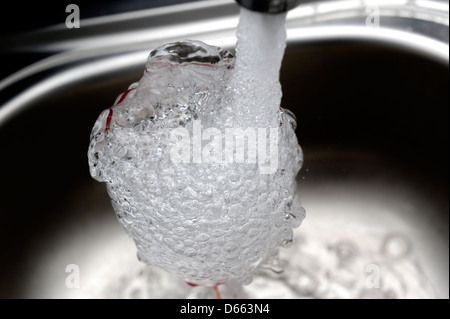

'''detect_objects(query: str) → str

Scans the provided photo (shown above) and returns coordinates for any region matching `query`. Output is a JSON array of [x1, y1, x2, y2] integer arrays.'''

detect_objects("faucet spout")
[[235, 0, 303, 13]]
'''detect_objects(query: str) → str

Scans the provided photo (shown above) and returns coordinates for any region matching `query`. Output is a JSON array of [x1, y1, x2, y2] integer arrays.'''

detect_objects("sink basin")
[[0, 0, 448, 298]]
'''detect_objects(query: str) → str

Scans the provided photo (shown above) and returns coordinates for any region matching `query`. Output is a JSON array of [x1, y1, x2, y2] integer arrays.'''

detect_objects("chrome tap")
[[235, 0, 303, 13]]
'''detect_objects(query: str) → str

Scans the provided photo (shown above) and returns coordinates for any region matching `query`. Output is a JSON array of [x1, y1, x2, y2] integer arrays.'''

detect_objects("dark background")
[[0, 0, 208, 80], [0, 0, 207, 36]]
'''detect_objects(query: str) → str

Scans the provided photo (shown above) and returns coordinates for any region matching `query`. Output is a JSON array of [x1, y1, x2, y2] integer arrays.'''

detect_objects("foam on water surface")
[[88, 8, 304, 286]]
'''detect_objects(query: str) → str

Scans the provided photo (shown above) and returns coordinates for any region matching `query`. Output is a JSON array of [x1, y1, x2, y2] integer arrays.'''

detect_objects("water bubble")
[[196, 233, 211, 242], [184, 247, 197, 258], [294, 272, 318, 296], [287, 201, 306, 229], [281, 228, 294, 248], [382, 233, 411, 260], [333, 240, 357, 263]]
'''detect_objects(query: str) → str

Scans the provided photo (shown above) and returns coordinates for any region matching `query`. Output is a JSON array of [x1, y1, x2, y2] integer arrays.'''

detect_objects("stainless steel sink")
[[0, 0, 448, 298]]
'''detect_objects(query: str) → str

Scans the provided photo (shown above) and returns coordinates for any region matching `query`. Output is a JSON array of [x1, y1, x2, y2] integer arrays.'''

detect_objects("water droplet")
[[184, 247, 197, 257]]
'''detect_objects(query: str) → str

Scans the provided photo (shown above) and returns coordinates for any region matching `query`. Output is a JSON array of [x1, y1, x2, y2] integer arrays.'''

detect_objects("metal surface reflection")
[[0, 0, 448, 298]]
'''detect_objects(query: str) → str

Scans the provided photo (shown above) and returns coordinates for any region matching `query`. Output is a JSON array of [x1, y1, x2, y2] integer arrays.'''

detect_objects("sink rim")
[[1, 24, 448, 128]]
